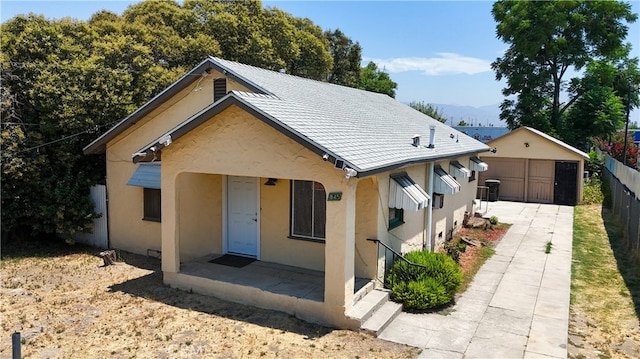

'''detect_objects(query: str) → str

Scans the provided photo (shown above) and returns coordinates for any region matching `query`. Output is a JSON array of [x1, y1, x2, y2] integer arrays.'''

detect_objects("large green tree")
[[358, 61, 398, 98], [1, 1, 362, 240], [491, 0, 638, 138], [325, 29, 362, 87]]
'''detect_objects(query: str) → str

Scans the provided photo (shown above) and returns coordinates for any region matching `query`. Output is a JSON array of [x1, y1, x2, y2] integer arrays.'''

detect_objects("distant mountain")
[[430, 103, 505, 127]]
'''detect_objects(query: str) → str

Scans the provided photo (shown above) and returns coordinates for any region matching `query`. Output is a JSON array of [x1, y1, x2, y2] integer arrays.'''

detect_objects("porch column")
[[161, 171, 179, 273], [324, 179, 357, 320]]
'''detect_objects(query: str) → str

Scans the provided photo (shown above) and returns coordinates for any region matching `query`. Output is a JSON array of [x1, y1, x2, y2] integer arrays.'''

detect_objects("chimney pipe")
[[428, 125, 436, 148]]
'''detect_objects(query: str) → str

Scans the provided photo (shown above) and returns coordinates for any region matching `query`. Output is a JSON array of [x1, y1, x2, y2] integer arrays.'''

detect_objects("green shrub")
[[489, 216, 499, 225], [385, 250, 462, 310], [582, 176, 604, 204], [444, 239, 467, 263]]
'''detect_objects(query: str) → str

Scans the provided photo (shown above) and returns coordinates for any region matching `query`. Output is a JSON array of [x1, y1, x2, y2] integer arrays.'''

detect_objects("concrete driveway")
[[379, 201, 574, 358]]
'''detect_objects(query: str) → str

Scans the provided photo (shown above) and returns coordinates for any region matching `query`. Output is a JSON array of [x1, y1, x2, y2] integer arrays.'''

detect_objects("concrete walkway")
[[379, 201, 574, 358]]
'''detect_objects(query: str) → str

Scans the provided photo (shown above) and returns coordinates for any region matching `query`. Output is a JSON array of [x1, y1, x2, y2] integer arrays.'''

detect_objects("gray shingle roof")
[[207, 58, 489, 174], [90, 57, 489, 176]]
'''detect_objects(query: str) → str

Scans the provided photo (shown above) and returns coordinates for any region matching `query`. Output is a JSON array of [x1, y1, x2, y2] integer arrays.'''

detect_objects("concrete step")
[[352, 280, 375, 304], [347, 288, 389, 323], [361, 300, 403, 336]]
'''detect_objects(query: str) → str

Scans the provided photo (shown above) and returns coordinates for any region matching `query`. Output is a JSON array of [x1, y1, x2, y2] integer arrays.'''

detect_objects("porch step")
[[352, 280, 375, 304], [347, 288, 403, 335], [347, 288, 389, 324], [361, 301, 403, 335]]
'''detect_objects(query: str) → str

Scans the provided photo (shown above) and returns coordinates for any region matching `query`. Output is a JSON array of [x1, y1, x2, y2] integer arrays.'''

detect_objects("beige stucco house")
[[479, 126, 588, 205], [84, 57, 489, 328]]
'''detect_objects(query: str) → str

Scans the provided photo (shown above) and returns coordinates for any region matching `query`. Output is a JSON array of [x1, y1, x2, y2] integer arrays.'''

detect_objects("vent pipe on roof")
[[428, 125, 436, 148], [412, 135, 421, 147]]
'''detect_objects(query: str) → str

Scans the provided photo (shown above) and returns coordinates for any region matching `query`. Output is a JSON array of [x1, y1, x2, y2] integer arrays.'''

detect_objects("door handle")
[[252, 218, 257, 222]]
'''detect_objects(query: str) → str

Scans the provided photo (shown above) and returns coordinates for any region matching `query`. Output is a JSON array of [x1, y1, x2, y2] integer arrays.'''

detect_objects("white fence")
[[603, 155, 640, 261], [73, 185, 108, 248], [605, 155, 640, 200]]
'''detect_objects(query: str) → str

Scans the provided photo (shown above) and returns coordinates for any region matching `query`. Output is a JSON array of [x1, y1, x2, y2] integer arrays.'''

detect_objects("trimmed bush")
[[385, 250, 462, 310], [489, 216, 499, 225]]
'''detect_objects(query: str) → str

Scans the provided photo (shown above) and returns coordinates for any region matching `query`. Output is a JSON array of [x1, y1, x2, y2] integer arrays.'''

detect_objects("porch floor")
[[179, 254, 371, 303]]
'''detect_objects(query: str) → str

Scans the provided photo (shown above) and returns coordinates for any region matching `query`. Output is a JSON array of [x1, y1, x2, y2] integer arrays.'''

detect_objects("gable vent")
[[214, 78, 227, 102]]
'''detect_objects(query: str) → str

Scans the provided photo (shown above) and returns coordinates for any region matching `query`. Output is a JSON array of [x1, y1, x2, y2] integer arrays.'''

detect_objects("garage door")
[[480, 158, 525, 201], [528, 160, 554, 203]]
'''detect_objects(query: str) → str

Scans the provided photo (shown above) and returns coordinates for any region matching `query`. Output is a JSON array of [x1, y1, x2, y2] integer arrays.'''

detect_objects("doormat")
[[209, 254, 256, 268]]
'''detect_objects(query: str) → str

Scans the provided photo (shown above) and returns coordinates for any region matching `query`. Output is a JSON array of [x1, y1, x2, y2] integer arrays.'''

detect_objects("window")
[[388, 207, 404, 229], [469, 170, 476, 182], [143, 188, 161, 222], [291, 180, 326, 240]]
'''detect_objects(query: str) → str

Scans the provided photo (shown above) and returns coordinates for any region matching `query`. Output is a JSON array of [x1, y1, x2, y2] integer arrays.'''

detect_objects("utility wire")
[[15, 120, 119, 153]]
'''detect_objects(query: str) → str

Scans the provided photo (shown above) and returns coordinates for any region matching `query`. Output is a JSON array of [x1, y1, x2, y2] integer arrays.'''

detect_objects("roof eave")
[[84, 57, 273, 155], [356, 147, 491, 178], [132, 94, 355, 170]]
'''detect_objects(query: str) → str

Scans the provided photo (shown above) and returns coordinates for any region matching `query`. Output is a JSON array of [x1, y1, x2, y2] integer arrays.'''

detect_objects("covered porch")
[[168, 254, 372, 325]]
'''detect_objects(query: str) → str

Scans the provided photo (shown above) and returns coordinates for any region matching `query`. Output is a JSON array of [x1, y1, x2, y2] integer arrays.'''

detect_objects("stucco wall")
[[260, 179, 325, 271], [488, 129, 586, 161], [160, 105, 361, 313], [355, 178, 379, 279], [160, 105, 354, 271], [386, 165, 429, 253], [372, 155, 479, 254], [176, 173, 222, 261], [430, 157, 478, 251], [105, 71, 250, 255]]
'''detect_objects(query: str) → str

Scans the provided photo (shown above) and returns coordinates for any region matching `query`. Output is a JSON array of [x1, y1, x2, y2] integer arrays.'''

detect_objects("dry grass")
[[0, 240, 419, 358], [569, 204, 640, 359]]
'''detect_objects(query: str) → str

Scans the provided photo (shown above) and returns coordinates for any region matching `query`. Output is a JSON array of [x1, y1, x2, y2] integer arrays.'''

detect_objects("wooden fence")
[[604, 155, 640, 260]]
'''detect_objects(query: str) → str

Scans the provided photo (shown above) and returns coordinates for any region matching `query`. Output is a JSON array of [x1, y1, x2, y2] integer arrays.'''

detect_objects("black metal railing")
[[367, 238, 426, 287]]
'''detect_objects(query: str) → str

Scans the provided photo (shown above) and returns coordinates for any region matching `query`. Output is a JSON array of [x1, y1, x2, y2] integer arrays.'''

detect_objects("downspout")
[[425, 161, 435, 251]]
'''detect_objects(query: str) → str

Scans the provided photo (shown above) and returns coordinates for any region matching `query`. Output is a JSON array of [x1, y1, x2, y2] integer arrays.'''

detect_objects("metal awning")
[[126, 163, 161, 189], [434, 167, 461, 194], [470, 157, 488, 172], [450, 161, 471, 178], [389, 173, 430, 211]]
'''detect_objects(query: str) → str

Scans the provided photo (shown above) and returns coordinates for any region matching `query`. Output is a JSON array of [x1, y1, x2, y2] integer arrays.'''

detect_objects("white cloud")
[[364, 53, 492, 76]]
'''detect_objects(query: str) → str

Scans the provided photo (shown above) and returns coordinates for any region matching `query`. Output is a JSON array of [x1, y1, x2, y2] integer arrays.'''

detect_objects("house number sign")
[[327, 192, 342, 201]]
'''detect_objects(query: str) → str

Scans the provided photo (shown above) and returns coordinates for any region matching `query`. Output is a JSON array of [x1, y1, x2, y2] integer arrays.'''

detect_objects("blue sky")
[[2, 0, 639, 114]]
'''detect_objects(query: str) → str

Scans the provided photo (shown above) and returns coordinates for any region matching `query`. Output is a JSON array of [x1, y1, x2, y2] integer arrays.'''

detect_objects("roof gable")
[[488, 127, 588, 160], [88, 57, 489, 176]]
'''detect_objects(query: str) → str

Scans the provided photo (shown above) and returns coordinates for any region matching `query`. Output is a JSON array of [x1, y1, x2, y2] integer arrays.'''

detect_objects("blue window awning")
[[127, 163, 161, 189], [450, 161, 471, 178], [434, 167, 461, 194], [389, 173, 430, 211], [470, 157, 488, 172]]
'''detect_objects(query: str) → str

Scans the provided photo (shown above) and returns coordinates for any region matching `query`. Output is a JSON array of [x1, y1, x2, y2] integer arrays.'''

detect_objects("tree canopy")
[[491, 0, 639, 145], [0, 0, 377, 240], [357, 61, 398, 98], [408, 101, 448, 123]]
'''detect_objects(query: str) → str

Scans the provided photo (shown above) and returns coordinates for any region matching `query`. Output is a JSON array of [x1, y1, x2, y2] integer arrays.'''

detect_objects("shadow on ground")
[[1, 238, 334, 339], [1, 235, 99, 260], [601, 206, 640, 319], [109, 251, 335, 340]]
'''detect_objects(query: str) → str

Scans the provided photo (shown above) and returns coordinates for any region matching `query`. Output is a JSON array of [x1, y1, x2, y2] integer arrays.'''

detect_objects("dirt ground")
[[0, 244, 419, 359]]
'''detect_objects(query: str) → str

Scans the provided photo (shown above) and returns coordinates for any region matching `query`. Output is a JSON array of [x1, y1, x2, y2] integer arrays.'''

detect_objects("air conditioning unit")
[[432, 193, 444, 209]]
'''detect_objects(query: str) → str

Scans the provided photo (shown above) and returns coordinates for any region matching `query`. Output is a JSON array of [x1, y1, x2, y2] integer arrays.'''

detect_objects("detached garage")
[[479, 127, 588, 205]]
